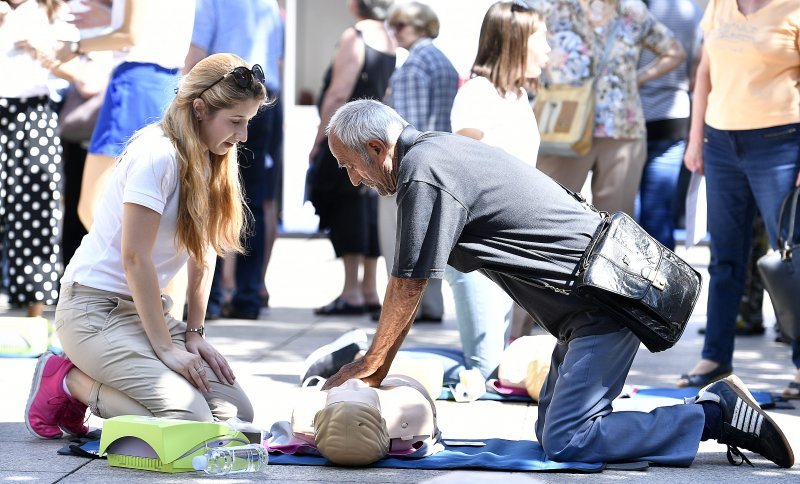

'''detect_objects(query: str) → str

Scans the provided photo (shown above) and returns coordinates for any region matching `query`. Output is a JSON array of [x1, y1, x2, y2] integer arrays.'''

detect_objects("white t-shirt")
[[0, 1, 78, 98], [450, 76, 540, 166], [62, 125, 189, 295], [110, 0, 194, 69]]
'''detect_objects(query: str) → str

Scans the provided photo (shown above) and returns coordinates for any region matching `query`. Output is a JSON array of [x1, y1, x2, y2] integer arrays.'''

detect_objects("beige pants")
[[55, 284, 254, 422], [537, 137, 647, 216]]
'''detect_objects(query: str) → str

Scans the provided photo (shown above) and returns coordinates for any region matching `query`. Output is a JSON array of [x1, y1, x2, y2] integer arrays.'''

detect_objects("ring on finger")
[[195, 366, 203, 373]]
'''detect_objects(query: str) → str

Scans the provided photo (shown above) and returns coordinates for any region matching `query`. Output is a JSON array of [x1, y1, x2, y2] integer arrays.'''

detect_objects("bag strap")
[[777, 187, 800, 259], [592, 18, 621, 88]]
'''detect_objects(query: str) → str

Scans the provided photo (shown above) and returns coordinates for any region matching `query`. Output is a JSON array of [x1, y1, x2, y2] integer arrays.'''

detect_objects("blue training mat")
[[270, 438, 606, 472]]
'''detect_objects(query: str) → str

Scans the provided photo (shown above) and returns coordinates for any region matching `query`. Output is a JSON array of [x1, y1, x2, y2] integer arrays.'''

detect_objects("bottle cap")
[[192, 455, 209, 471]]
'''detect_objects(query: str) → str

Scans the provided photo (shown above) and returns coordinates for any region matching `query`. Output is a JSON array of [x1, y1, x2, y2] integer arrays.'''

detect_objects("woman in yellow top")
[[680, 0, 800, 399]]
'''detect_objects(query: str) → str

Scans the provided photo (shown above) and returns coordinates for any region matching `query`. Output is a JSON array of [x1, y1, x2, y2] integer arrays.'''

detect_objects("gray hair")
[[326, 100, 408, 163], [357, 0, 394, 20], [388, 1, 441, 38]]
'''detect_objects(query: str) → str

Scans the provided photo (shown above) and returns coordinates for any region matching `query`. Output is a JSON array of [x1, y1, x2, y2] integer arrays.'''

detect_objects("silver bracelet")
[[186, 327, 205, 338]]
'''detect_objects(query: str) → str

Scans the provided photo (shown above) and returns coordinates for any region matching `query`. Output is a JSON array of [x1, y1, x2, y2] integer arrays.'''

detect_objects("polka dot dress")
[[0, 96, 62, 306]]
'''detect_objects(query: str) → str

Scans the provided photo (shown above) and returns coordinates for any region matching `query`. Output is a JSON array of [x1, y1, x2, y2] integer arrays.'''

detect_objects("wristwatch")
[[68, 40, 81, 55], [186, 326, 205, 338]]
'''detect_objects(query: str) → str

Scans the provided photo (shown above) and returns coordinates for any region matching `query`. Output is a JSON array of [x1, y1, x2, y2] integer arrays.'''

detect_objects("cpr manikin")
[[291, 376, 440, 466]]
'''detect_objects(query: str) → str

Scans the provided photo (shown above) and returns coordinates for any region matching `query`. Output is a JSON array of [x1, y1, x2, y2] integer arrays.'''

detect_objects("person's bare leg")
[[260, 199, 278, 305], [27, 302, 44, 318], [341, 254, 364, 306], [221, 252, 237, 304], [64, 367, 93, 407], [361, 257, 380, 307], [687, 359, 723, 375], [77, 153, 116, 230]]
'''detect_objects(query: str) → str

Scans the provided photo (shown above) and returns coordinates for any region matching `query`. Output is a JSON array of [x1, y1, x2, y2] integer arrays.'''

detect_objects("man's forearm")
[[364, 276, 428, 373]]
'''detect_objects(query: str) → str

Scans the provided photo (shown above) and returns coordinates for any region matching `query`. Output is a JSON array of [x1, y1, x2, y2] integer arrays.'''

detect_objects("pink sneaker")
[[60, 398, 89, 437], [25, 352, 84, 439]]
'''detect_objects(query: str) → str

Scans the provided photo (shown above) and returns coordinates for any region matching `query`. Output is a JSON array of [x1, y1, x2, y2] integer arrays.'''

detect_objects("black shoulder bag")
[[576, 210, 703, 352]]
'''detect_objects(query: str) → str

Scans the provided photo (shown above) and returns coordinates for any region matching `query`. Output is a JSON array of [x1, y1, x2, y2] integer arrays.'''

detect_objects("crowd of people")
[[2, 0, 798, 473]]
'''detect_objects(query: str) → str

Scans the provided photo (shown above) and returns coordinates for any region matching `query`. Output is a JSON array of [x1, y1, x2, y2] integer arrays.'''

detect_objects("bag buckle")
[[641, 267, 667, 291]]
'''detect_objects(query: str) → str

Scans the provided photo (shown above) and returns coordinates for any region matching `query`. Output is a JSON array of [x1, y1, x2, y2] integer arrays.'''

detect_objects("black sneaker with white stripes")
[[696, 375, 794, 468]]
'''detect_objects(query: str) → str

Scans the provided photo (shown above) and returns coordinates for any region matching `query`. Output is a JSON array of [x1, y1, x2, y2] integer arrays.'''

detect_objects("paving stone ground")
[[1, 237, 798, 482]]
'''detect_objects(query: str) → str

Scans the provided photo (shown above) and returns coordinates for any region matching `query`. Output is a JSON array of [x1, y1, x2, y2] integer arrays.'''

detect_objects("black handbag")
[[757, 187, 800, 341], [577, 212, 703, 352]]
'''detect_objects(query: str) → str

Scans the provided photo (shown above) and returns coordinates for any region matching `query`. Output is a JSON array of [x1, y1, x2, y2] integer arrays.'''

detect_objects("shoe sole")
[[300, 330, 367, 381], [710, 375, 795, 468], [24, 352, 62, 440]]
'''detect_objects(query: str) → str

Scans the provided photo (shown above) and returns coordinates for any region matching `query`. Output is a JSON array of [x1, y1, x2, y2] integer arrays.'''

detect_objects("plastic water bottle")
[[192, 444, 269, 475]]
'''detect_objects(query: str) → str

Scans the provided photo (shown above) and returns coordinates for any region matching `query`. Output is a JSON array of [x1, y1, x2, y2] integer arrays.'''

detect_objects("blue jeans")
[[702, 123, 800, 366], [444, 267, 512, 379], [536, 329, 704, 464], [638, 138, 685, 250]]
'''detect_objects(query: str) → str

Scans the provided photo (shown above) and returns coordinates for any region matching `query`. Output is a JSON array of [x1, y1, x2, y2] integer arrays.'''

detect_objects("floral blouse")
[[541, 0, 677, 139]]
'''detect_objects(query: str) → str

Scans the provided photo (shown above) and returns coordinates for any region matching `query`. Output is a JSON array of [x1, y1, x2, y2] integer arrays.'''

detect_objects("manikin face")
[[195, 97, 262, 156], [328, 134, 397, 196], [524, 20, 551, 79]]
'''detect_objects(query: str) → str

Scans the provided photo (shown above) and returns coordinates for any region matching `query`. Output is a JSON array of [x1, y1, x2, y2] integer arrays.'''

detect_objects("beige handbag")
[[534, 19, 620, 158], [534, 81, 595, 157]]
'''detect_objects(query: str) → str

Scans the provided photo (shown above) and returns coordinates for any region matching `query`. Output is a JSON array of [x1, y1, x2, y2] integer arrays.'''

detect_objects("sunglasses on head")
[[197, 64, 265, 98], [511, 0, 532, 12]]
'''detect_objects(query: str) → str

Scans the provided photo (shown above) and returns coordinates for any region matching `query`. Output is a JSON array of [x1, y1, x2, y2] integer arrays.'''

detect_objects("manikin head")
[[313, 379, 390, 466]]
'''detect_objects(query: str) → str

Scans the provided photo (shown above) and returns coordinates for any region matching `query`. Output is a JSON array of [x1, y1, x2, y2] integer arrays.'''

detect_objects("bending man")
[[320, 99, 793, 468]]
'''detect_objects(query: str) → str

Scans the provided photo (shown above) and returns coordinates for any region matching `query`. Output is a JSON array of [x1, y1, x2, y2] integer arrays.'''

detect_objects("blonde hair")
[[314, 402, 390, 466], [161, 53, 267, 262], [471, 1, 542, 97]]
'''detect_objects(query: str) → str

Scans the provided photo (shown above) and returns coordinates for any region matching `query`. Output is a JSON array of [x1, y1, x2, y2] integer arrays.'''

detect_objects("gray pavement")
[[1, 236, 799, 483]]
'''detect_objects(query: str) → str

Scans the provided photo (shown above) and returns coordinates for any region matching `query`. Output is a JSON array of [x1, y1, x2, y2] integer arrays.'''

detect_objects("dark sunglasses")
[[391, 22, 408, 31], [197, 64, 265, 98]]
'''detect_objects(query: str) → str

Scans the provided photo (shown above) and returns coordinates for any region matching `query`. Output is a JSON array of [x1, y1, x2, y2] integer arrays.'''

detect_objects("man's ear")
[[366, 139, 388, 162], [192, 98, 207, 120]]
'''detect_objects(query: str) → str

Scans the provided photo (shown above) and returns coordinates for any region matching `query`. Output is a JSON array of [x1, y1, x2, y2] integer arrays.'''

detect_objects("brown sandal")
[[782, 382, 800, 400]]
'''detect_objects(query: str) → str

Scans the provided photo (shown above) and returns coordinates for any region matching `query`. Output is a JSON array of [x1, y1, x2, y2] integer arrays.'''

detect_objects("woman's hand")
[[185, 332, 236, 386], [158, 345, 212, 393], [52, 41, 78, 64], [683, 138, 704, 176], [14, 40, 59, 69]]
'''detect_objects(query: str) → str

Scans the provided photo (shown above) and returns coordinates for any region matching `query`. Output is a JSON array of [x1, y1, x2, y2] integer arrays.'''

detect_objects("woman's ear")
[[192, 98, 207, 121]]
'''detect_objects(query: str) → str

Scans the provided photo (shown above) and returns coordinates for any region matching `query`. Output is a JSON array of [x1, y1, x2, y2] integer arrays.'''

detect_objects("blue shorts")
[[88, 62, 179, 157]]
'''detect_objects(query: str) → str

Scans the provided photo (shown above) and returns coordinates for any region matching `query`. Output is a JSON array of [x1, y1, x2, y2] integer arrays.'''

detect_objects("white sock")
[[62, 378, 72, 398]]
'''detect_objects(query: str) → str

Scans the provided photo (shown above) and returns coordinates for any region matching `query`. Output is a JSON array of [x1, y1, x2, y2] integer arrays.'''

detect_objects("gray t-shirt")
[[392, 126, 620, 339]]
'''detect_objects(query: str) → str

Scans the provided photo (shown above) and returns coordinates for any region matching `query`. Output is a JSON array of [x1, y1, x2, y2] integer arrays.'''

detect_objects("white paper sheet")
[[684, 172, 707, 249]]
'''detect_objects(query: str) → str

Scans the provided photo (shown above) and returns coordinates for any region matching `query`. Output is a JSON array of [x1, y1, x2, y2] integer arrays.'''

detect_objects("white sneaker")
[[299, 329, 368, 383]]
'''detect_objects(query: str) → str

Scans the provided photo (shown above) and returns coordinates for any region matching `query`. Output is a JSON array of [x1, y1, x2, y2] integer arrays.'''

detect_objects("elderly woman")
[[308, 0, 395, 316], [535, 0, 685, 217]]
